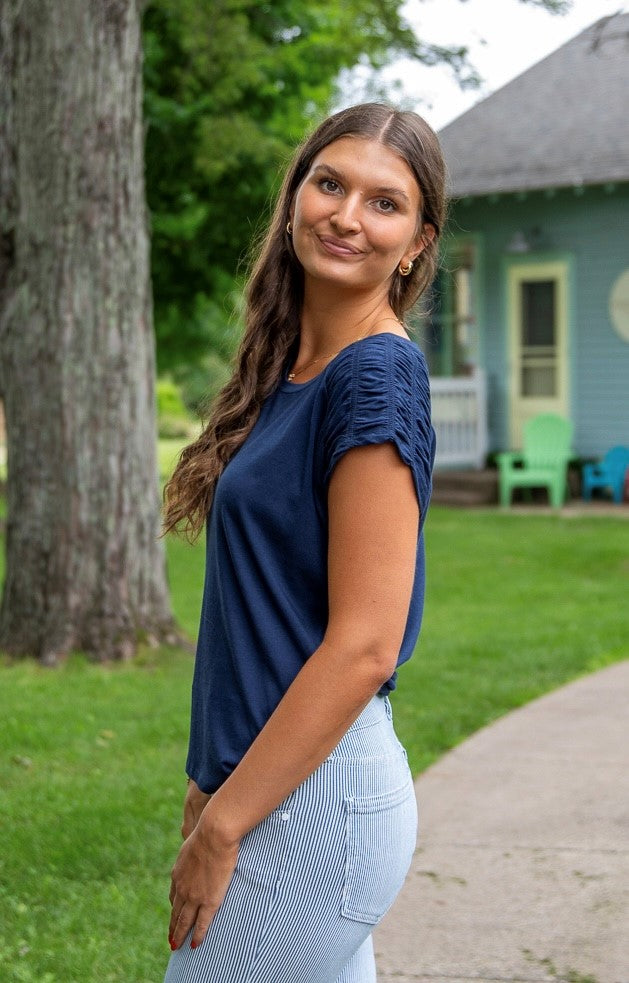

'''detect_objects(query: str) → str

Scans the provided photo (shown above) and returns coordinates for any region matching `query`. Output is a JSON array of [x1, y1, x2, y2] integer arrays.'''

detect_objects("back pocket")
[[341, 780, 417, 925]]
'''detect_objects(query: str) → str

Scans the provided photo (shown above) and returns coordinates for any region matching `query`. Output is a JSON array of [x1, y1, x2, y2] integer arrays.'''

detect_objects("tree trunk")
[[0, 0, 176, 662]]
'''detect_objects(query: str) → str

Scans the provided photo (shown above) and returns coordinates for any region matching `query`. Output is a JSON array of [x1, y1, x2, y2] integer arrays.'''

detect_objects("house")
[[416, 13, 629, 469]]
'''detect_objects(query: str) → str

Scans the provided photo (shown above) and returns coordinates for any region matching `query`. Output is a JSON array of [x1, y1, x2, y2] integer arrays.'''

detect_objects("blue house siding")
[[450, 183, 629, 458]]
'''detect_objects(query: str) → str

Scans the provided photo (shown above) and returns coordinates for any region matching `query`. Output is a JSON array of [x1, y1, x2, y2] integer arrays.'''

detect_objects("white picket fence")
[[431, 371, 488, 469]]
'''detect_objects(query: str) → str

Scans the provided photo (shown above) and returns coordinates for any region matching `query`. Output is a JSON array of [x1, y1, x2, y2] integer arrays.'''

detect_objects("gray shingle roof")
[[438, 12, 629, 198]]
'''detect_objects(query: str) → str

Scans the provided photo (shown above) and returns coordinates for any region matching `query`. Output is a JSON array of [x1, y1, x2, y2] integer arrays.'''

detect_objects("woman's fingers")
[[168, 895, 218, 951], [167, 822, 239, 952], [168, 898, 196, 951], [167, 897, 181, 946], [189, 904, 214, 950]]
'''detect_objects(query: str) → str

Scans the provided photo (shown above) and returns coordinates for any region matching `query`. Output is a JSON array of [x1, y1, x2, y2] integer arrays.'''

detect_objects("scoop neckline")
[[279, 331, 415, 392]]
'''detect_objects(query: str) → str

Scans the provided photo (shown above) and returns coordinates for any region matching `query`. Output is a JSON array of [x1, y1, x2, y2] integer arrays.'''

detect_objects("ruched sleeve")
[[320, 334, 436, 521]]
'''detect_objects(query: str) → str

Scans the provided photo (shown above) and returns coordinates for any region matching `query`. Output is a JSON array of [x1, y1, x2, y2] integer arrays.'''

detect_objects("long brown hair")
[[163, 103, 447, 541]]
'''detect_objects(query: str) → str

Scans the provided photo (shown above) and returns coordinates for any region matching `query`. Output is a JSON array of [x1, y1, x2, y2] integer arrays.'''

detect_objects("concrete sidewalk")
[[375, 660, 629, 983]]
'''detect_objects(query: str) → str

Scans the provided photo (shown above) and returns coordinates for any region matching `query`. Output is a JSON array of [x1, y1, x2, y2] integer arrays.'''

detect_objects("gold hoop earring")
[[399, 259, 413, 276], [286, 221, 293, 236]]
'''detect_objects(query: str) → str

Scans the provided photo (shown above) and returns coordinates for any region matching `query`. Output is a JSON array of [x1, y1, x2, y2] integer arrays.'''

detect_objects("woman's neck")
[[298, 284, 397, 359]]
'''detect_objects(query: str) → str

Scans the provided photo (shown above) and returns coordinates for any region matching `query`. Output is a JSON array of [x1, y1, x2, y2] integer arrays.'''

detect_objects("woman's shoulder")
[[323, 331, 429, 395], [319, 330, 435, 497]]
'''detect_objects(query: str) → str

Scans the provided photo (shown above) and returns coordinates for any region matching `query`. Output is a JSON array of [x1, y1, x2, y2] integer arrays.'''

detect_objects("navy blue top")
[[186, 333, 436, 792]]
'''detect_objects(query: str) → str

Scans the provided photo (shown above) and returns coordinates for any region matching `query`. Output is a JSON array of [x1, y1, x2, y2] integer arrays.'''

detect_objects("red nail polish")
[[190, 941, 197, 950], [170, 941, 177, 951]]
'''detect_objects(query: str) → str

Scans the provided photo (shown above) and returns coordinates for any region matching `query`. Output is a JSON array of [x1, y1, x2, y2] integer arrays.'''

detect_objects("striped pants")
[[164, 695, 417, 983]]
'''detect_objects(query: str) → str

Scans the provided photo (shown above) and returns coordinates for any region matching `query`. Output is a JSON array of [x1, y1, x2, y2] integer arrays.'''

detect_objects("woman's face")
[[289, 136, 431, 295]]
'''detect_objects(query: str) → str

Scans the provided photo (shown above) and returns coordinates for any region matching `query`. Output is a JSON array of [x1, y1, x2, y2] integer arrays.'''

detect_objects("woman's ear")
[[411, 223, 436, 261]]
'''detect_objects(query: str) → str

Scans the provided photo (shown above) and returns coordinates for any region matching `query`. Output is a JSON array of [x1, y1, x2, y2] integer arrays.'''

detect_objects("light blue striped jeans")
[[164, 695, 417, 983]]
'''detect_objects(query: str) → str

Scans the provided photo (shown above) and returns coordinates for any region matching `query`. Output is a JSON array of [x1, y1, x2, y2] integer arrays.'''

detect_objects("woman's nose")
[[331, 195, 361, 233]]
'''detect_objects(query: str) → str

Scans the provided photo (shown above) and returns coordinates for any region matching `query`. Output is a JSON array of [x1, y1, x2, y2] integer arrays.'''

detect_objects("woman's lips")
[[317, 235, 362, 257]]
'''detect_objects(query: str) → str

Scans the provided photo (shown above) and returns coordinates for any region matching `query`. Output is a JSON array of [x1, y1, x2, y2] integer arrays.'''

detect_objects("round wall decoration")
[[609, 269, 629, 342]]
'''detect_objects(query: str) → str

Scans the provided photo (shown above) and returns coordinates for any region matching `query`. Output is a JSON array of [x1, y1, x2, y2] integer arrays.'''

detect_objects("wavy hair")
[[163, 103, 447, 541]]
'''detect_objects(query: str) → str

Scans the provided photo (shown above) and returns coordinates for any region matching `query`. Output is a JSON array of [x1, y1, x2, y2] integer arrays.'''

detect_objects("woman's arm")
[[168, 441, 420, 950]]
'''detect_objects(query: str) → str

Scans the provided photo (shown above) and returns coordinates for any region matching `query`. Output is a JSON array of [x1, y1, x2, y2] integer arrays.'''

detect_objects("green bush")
[[174, 353, 232, 418], [157, 415, 198, 440], [156, 377, 188, 419], [155, 377, 198, 439]]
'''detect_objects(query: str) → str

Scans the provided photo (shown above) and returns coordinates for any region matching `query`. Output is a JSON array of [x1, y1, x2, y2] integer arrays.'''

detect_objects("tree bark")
[[0, 0, 176, 662]]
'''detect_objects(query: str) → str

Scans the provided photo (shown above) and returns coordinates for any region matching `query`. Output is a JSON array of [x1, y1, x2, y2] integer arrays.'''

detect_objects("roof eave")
[[449, 177, 628, 202]]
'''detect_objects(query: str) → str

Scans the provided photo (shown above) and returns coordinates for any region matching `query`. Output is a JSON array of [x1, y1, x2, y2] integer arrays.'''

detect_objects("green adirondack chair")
[[497, 414, 573, 508]]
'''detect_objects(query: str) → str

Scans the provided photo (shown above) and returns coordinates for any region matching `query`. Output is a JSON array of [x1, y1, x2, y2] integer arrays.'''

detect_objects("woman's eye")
[[375, 198, 396, 212], [319, 178, 340, 194]]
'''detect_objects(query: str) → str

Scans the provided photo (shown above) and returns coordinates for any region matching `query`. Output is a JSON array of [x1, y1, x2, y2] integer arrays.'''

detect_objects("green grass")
[[0, 649, 191, 983], [1, 503, 628, 981], [394, 508, 629, 770]]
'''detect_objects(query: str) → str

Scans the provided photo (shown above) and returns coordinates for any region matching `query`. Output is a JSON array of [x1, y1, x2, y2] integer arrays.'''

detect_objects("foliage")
[[156, 377, 188, 419], [521, 0, 571, 10], [152, 269, 243, 378], [173, 353, 233, 419], [1, 504, 627, 979], [157, 415, 196, 440], [156, 378, 198, 439]]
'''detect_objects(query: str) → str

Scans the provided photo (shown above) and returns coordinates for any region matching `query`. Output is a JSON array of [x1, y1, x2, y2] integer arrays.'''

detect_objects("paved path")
[[374, 660, 629, 983]]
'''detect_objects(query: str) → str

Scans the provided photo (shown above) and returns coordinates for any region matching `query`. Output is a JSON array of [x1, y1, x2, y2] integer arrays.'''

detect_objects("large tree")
[[0, 0, 176, 663]]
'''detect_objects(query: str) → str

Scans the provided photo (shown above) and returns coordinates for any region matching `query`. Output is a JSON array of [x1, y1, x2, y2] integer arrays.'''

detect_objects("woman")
[[162, 102, 446, 983]]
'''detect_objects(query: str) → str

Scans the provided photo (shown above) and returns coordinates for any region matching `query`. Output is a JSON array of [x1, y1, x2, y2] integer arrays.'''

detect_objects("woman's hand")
[[168, 818, 239, 951], [181, 779, 212, 840]]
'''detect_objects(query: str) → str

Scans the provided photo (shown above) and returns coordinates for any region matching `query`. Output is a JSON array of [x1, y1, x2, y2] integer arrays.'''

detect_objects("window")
[[520, 280, 557, 397], [414, 240, 478, 377]]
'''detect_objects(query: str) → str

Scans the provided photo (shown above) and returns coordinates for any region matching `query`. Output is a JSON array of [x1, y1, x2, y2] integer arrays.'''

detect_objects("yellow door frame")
[[507, 259, 570, 448]]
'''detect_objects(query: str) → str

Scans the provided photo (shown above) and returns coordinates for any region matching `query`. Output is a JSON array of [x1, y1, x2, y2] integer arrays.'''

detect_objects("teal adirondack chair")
[[497, 414, 573, 508], [582, 446, 629, 504]]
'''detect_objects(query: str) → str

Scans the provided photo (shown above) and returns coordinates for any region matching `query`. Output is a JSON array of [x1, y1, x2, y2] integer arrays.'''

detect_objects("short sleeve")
[[320, 334, 436, 520]]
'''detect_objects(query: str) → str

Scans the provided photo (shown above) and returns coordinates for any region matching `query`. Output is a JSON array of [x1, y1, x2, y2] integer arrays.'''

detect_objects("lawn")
[[1, 503, 628, 982]]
